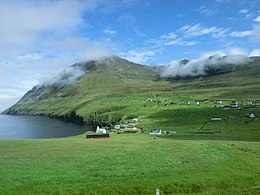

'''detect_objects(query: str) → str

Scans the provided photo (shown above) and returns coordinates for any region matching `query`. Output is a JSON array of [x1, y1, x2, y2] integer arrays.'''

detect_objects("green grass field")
[[0, 134, 259, 195]]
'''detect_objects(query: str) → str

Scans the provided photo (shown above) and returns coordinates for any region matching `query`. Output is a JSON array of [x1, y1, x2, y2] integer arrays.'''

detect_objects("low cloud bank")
[[42, 66, 86, 87], [161, 50, 259, 78]]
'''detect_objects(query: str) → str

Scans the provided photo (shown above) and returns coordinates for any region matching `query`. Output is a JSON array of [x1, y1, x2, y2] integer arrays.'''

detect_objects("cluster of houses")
[[210, 113, 256, 121], [144, 97, 260, 109], [112, 124, 140, 133], [149, 128, 176, 135], [88, 98, 259, 139], [143, 97, 245, 109]]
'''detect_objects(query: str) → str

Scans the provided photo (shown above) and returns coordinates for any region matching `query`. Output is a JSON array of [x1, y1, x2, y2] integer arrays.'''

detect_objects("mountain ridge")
[[3, 55, 260, 127]]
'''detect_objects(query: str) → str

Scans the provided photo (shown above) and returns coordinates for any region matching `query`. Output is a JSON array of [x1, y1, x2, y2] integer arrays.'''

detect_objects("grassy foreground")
[[0, 133, 259, 194]]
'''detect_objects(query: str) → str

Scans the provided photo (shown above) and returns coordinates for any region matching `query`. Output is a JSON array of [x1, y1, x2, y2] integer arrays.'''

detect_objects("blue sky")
[[0, 0, 260, 110]]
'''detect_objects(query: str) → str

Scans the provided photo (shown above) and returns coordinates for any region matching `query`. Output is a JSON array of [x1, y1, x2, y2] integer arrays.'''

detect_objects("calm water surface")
[[0, 114, 88, 139]]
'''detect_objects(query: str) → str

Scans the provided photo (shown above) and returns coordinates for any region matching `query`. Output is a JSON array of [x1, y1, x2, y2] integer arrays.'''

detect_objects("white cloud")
[[164, 38, 198, 46], [0, 94, 20, 112], [245, 13, 253, 18], [200, 48, 249, 59], [123, 49, 157, 63], [250, 49, 260, 56], [103, 27, 117, 35], [228, 47, 248, 56], [197, 6, 217, 16], [199, 50, 226, 59], [15, 53, 43, 61], [0, 95, 19, 103], [253, 16, 260, 22], [239, 9, 254, 19], [0, 0, 88, 57], [180, 24, 229, 38], [214, 0, 231, 3], [212, 28, 229, 38], [160, 32, 177, 39], [230, 30, 254, 37], [160, 32, 197, 46], [161, 48, 252, 78], [239, 9, 249, 14]]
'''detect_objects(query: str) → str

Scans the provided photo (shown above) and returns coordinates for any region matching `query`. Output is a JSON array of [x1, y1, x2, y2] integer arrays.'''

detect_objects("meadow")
[[0, 133, 259, 195]]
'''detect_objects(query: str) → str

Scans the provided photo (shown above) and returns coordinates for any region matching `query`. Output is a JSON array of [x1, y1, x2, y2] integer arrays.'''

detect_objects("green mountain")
[[3, 56, 260, 133], [3, 56, 166, 124]]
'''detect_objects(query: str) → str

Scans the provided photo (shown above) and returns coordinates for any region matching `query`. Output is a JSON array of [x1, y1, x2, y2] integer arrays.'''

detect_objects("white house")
[[231, 104, 239, 109], [129, 118, 139, 123], [149, 128, 162, 135], [125, 126, 137, 130], [211, 117, 222, 121], [96, 126, 106, 134], [215, 100, 222, 104], [249, 113, 256, 119]]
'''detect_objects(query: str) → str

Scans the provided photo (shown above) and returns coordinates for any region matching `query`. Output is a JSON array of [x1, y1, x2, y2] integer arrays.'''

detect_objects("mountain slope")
[[3, 56, 260, 128], [3, 56, 170, 124]]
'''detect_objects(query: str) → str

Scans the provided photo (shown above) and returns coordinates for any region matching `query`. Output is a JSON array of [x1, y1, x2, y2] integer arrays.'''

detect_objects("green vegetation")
[[0, 134, 259, 194], [1, 56, 260, 194], [4, 56, 260, 132]]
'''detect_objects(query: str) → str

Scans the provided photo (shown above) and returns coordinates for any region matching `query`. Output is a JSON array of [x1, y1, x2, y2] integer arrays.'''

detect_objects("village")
[[86, 97, 258, 139]]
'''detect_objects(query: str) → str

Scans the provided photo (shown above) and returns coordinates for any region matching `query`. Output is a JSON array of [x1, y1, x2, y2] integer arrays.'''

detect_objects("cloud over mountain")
[[161, 49, 254, 78]]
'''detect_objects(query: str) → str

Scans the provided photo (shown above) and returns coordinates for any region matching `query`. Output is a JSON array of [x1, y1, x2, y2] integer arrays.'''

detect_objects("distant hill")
[[3, 55, 260, 127]]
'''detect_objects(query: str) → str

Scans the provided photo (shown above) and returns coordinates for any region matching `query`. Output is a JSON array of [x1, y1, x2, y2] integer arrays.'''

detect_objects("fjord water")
[[0, 114, 87, 139]]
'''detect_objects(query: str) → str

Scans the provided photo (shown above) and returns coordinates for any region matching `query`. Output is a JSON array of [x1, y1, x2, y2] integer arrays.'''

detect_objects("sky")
[[0, 0, 260, 111]]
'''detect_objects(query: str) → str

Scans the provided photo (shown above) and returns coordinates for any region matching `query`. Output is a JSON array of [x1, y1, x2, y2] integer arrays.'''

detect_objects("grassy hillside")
[[3, 56, 260, 140]]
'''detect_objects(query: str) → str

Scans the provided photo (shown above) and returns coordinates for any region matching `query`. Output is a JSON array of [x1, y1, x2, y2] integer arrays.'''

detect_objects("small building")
[[211, 117, 222, 121], [114, 125, 126, 130], [248, 113, 256, 119], [232, 100, 238, 104], [204, 99, 210, 103], [214, 100, 222, 104], [96, 126, 106, 134], [149, 128, 162, 135], [144, 98, 153, 103], [112, 125, 139, 133], [125, 126, 137, 130], [231, 104, 239, 109], [86, 134, 109, 139], [254, 100, 260, 105], [129, 118, 139, 123]]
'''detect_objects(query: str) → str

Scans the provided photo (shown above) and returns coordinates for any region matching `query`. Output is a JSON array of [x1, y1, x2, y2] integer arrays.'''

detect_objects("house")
[[204, 99, 210, 103], [125, 126, 137, 130], [149, 128, 162, 135], [232, 100, 238, 104], [96, 126, 106, 134], [254, 100, 260, 105], [112, 125, 139, 133], [114, 125, 126, 130], [86, 134, 109, 139], [129, 118, 139, 123], [231, 104, 239, 109], [214, 100, 222, 104], [211, 117, 222, 121], [248, 113, 256, 119], [144, 98, 153, 103]]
